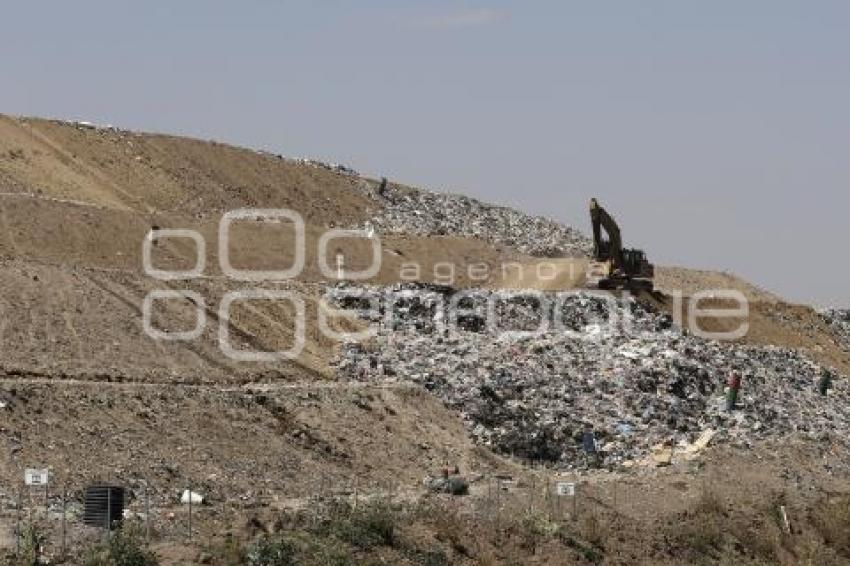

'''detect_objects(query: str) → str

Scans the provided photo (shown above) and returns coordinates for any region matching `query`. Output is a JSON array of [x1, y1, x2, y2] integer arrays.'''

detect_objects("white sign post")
[[555, 481, 577, 519], [25, 469, 49, 486], [25, 468, 50, 507]]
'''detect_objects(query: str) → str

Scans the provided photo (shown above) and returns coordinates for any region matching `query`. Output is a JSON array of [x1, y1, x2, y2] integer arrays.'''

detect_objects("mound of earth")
[[1, 113, 849, 563]]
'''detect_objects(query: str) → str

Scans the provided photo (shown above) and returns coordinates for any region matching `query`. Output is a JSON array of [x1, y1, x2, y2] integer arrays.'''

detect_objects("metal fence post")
[[557, 483, 563, 520], [106, 488, 112, 538], [495, 479, 501, 532], [145, 484, 150, 543], [487, 477, 492, 513], [188, 480, 193, 542], [613, 482, 618, 516], [16, 487, 21, 555], [61, 487, 67, 558], [573, 482, 581, 521]]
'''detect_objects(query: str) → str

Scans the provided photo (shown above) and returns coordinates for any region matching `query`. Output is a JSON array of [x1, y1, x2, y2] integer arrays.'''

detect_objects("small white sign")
[[556, 481, 575, 497], [25, 468, 49, 486]]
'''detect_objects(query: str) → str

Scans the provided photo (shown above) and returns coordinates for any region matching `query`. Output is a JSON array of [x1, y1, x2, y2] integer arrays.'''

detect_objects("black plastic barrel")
[[83, 485, 125, 529]]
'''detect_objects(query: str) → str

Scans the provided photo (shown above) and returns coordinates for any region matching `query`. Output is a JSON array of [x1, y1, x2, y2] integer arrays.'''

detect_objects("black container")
[[83, 485, 125, 529]]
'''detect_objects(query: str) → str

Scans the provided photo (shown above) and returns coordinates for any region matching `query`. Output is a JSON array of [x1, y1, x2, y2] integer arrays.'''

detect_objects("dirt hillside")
[[1, 114, 849, 564]]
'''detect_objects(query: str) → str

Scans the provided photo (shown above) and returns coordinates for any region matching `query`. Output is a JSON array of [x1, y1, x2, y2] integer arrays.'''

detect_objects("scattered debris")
[[650, 445, 673, 467], [780, 504, 792, 534], [424, 475, 469, 496], [681, 428, 715, 460], [354, 184, 592, 257], [822, 308, 850, 353], [331, 283, 850, 469], [297, 158, 358, 176]]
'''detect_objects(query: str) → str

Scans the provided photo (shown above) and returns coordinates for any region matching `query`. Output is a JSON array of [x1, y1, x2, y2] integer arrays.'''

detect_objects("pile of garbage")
[[297, 158, 359, 176], [49, 118, 125, 133], [822, 309, 850, 353], [356, 184, 592, 257], [330, 283, 849, 469]]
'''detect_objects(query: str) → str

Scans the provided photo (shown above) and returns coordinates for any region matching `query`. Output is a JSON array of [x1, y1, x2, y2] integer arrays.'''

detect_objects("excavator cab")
[[585, 198, 654, 291]]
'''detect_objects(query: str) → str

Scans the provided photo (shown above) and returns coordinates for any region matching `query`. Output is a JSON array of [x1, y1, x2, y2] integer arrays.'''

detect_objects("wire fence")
[[0, 467, 736, 562]]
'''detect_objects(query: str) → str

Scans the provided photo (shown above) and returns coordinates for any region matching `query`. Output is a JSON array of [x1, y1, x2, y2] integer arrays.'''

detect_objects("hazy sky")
[[2, 1, 848, 306]]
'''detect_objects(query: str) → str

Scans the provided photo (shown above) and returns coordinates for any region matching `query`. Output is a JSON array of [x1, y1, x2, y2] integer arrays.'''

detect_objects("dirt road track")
[[0, 376, 406, 390]]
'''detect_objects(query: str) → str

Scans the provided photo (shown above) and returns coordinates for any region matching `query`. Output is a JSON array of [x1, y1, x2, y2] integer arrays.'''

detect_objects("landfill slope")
[[1, 114, 850, 562], [331, 283, 850, 468]]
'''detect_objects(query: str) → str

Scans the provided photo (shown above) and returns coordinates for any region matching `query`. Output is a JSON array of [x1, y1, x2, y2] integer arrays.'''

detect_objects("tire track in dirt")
[[82, 272, 233, 375], [56, 270, 88, 363], [22, 120, 144, 212], [83, 271, 327, 381], [0, 203, 20, 255], [0, 374, 404, 390]]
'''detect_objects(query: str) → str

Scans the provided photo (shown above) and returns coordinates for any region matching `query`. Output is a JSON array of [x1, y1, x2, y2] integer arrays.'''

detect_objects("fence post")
[[61, 487, 67, 558], [188, 480, 193, 542], [572, 482, 577, 520], [145, 484, 150, 543], [495, 479, 501, 532], [106, 488, 112, 538], [557, 483, 563, 520], [613, 482, 618, 516], [16, 487, 21, 555]]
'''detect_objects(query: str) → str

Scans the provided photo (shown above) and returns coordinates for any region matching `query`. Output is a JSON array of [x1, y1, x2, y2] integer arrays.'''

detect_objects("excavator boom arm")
[[589, 199, 624, 270]]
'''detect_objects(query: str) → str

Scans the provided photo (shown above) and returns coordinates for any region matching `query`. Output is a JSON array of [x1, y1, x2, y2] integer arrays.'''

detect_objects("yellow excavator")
[[585, 198, 654, 291]]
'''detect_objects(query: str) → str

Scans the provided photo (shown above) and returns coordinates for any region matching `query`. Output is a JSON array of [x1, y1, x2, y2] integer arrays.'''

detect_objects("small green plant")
[[246, 536, 298, 566], [85, 525, 158, 566], [241, 533, 351, 566], [18, 523, 46, 566], [519, 510, 559, 552], [321, 499, 397, 550], [415, 500, 468, 556], [212, 533, 247, 566]]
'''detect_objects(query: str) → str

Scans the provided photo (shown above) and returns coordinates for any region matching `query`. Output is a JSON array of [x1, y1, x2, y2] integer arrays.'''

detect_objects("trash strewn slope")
[[823, 308, 850, 352], [354, 182, 592, 257], [331, 284, 848, 469]]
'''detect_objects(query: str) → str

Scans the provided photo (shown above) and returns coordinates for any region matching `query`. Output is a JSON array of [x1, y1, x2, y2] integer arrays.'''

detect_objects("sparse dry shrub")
[[667, 486, 727, 561], [319, 498, 397, 550], [811, 495, 850, 558], [739, 515, 784, 562], [694, 485, 725, 516], [578, 512, 606, 548], [415, 500, 469, 556], [517, 510, 559, 553]]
